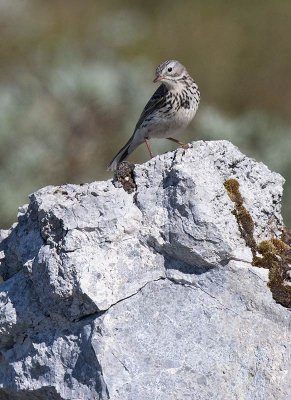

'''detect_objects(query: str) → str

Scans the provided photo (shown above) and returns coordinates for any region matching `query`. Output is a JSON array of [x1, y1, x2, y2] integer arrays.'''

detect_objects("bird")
[[107, 60, 200, 171]]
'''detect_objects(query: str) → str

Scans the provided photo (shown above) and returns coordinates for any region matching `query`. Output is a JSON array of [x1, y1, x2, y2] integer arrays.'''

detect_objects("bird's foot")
[[167, 137, 189, 149]]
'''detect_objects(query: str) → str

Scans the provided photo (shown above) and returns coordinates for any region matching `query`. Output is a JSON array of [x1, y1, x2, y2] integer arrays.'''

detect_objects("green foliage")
[[0, 0, 291, 227]]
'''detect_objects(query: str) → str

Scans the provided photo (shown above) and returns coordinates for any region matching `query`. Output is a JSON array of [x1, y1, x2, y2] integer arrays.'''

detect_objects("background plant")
[[1, 0, 290, 226]]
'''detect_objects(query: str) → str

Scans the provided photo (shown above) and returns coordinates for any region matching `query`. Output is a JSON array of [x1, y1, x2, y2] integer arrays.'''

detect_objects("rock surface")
[[0, 140, 290, 400]]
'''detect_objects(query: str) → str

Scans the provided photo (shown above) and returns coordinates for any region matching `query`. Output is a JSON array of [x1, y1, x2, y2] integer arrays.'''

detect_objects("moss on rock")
[[224, 178, 291, 309]]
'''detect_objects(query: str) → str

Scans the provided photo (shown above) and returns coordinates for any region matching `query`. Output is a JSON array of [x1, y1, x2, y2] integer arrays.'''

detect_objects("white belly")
[[146, 105, 198, 139]]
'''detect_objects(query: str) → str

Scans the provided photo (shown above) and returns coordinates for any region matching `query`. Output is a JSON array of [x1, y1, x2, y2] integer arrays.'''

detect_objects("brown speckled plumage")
[[108, 60, 200, 171]]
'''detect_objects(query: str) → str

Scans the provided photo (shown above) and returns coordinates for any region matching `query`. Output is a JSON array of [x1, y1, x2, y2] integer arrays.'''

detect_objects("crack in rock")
[[0, 140, 290, 400]]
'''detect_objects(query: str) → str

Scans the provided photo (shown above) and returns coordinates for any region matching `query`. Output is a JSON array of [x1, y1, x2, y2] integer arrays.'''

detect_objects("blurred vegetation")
[[0, 0, 291, 227]]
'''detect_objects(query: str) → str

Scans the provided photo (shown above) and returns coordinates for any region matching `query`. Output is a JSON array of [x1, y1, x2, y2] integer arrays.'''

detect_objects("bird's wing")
[[134, 84, 168, 132]]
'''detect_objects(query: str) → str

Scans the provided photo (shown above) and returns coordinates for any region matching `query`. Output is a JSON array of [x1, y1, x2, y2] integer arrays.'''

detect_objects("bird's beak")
[[153, 76, 162, 83]]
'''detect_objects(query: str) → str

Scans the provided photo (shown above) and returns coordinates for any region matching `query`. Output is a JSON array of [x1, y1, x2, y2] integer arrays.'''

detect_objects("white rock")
[[0, 141, 289, 400]]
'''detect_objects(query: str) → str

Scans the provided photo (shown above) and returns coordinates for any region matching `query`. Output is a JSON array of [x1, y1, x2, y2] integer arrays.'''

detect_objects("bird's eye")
[[167, 67, 172, 72]]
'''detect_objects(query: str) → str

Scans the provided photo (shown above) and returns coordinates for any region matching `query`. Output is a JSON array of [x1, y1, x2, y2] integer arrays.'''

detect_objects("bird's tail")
[[107, 134, 142, 171]]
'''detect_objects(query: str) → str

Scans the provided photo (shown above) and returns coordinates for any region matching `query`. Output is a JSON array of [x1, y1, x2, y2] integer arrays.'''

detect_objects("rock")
[[0, 140, 290, 400]]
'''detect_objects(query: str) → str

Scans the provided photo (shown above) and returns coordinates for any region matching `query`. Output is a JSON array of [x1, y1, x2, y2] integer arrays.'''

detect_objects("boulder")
[[0, 141, 290, 400]]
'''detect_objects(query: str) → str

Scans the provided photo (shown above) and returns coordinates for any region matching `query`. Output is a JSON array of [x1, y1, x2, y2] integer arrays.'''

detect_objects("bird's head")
[[153, 60, 189, 88]]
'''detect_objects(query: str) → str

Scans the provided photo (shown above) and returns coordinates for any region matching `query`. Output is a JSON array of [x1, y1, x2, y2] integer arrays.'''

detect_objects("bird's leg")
[[167, 137, 189, 149], [144, 138, 154, 158]]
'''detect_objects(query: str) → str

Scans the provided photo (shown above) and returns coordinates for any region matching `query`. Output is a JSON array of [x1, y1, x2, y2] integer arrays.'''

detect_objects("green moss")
[[253, 235, 291, 308], [257, 240, 276, 255], [224, 178, 291, 308], [224, 179, 256, 256], [224, 179, 243, 205], [253, 240, 277, 269], [271, 238, 290, 254]]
